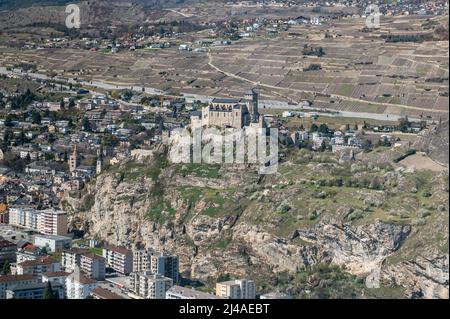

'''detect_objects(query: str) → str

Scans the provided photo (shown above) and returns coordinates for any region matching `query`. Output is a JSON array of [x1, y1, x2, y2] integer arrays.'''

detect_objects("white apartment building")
[[42, 271, 70, 298], [130, 271, 173, 299], [61, 248, 105, 280], [16, 256, 61, 278], [38, 209, 68, 236], [61, 248, 88, 271], [9, 207, 41, 229], [103, 245, 133, 275], [132, 249, 153, 273], [132, 249, 179, 283], [8, 208, 68, 236], [216, 279, 256, 299], [66, 266, 98, 299], [80, 253, 106, 281], [42, 271, 70, 287]]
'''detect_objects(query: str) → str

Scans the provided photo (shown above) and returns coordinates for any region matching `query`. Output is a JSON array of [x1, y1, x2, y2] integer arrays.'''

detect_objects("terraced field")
[[0, 14, 447, 121]]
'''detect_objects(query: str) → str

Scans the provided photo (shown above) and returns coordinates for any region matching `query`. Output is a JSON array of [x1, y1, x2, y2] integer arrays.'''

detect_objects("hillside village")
[[0, 0, 448, 301]]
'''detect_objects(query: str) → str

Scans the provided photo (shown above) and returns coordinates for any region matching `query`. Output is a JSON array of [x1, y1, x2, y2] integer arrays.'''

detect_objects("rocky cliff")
[[414, 120, 449, 167], [64, 147, 449, 298]]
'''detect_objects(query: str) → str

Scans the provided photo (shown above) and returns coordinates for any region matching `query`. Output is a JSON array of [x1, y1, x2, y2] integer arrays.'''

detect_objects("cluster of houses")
[[0, 65, 430, 301], [0, 229, 273, 299]]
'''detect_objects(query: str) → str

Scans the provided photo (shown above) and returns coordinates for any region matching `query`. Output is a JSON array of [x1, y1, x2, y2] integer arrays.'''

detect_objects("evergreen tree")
[[318, 123, 329, 135], [43, 281, 57, 299], [31, 111, 42, 125], [2, 261, 11, 275]]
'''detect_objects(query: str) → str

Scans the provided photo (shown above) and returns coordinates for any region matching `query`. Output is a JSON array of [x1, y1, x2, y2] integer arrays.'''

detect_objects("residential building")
[[0, 239, 17, 268], [66, 266, 98, 299], [9, 207, 41, 230], [8, 208, 68, 235], [216, 279, 256, 299], [133, 249, 179, 283], [42, 271, 71, 287], [166, 285, 220, 299], [34, 234, 72, 252], [16, 256, 61, 278], [150, 251, 179, 283], [130, 271, 173, 299], [80, 253, 106, 281], [6, 282, 65, 299], [37, 209, 68, 236], [16, 245, 42, 264], [103, 245, 133, 275], [0, 274, 38, 299], [132, 248, 153, 273], [62, 248, 88, 271]]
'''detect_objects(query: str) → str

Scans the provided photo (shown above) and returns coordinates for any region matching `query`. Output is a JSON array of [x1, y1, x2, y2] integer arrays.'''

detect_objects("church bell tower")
[[245, 89, 259, 124]]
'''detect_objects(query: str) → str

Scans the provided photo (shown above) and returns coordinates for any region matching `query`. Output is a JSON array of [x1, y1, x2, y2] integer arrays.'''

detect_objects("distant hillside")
[[0, 0, 72, 11], [0, 1, 153, 30], [0, 0, 197, 11], [0, 0, 222, 11]]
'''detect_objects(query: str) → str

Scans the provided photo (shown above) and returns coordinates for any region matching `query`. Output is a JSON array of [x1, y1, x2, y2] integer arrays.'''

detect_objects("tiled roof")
[[0, 239, 16, 248], [104, 245, 131, 256], [91, 287, 124, 299], [81, 252, 105, 261], [18, 256, 58, 267], [0, 274, 35, 283], [212, 98, 243, 104], [42, 271, 70, 278], [63, 247, 89, 255]]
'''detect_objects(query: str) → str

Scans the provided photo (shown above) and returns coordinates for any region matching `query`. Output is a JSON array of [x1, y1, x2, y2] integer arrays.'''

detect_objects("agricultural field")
[[0, 14, 447, 121]]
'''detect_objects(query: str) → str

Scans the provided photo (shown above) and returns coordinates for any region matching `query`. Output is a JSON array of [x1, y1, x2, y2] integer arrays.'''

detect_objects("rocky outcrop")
[[383, 251, 449, 299], [64, 151, 449, 299], [414, 120, 449, 166], [293, 220, 411, 274]]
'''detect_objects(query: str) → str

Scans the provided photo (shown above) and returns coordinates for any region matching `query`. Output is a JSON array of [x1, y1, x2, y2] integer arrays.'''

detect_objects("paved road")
[[0, 66, 441, 123], [166, 9, 192, 18], [0, 67, 164, 95]]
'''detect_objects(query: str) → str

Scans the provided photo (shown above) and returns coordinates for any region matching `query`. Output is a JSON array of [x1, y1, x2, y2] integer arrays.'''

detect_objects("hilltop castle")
[[201, 89, 263, 129]]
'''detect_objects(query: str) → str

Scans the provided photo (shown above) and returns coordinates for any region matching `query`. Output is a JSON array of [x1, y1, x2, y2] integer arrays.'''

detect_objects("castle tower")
[[96, 148, 103, 175], [245, 89, 259, 124], [69, 145, 80, 172]]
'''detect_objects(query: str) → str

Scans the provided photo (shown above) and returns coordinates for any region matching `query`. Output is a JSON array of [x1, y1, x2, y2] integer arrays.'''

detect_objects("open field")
[[398, 153, 448, 172], [207, 15, 449, 119]]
